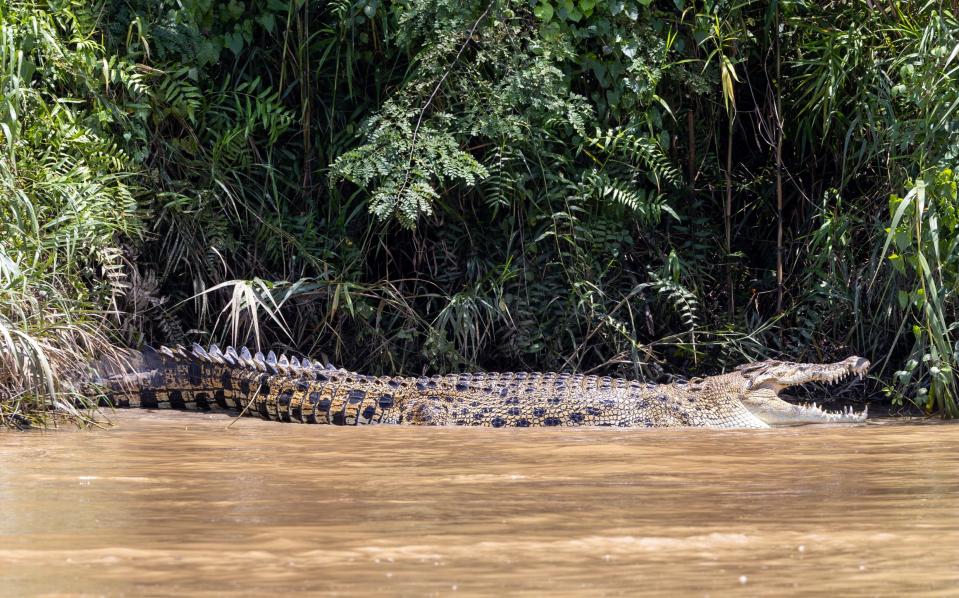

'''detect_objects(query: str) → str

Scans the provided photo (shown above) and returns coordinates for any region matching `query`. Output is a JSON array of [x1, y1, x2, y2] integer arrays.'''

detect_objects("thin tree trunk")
[[726, 117, 734, 316], [300, 3, 313, 192], [687, 108, 696, 190], [775, 6, 784, 313]]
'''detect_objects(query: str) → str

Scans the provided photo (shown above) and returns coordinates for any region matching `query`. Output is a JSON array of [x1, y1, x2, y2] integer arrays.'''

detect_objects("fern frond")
[[590, 127, 683, 189]]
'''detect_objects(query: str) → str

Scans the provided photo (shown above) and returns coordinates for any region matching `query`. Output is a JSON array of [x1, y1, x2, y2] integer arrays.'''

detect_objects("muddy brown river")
[[1, 411, 958, 596]]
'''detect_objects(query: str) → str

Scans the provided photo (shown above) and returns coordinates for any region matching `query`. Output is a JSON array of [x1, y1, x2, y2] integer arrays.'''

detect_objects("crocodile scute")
[[93, 344, 870, 428]]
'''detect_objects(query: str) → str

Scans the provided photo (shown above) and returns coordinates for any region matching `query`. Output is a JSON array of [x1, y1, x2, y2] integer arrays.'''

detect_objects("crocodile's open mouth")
[[740, 356, 870, 425]]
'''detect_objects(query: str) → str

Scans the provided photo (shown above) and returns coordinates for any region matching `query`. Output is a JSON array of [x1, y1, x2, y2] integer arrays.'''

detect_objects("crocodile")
[[93, 344, 870, 428]]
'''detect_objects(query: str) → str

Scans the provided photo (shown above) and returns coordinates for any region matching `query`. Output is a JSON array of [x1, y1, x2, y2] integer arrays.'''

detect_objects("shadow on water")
[[1, 410, 958, 596]]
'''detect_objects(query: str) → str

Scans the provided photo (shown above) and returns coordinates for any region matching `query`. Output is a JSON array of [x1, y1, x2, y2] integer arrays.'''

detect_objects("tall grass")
[[879, 171, 959, 416], [0, 4, 141, 425]]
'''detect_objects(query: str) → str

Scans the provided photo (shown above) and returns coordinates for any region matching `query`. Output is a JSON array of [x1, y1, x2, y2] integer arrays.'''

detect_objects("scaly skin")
[[97, 344, 870, 428]]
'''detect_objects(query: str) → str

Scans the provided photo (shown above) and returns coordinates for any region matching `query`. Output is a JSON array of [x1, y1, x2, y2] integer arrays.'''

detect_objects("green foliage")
[[330, 103, 489, 226], [785, 1, 959, 412], [0, 3, 142, 424], [4, 0, 959, 425], [882, 170, 959, 416], [332, 0, 594, 226]]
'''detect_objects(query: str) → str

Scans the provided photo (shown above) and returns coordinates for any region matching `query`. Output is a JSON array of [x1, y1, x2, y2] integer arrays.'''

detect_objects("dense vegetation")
[[1, 0, 958, 425]]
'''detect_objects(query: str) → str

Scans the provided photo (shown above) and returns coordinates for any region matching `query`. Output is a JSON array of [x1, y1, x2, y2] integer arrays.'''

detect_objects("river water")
[[1, 411, 958, 596]]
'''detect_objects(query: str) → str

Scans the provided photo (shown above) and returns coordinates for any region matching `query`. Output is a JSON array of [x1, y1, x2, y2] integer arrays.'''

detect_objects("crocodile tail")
[[94, 343, 373, 423], [97, 343, 271, 413]]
